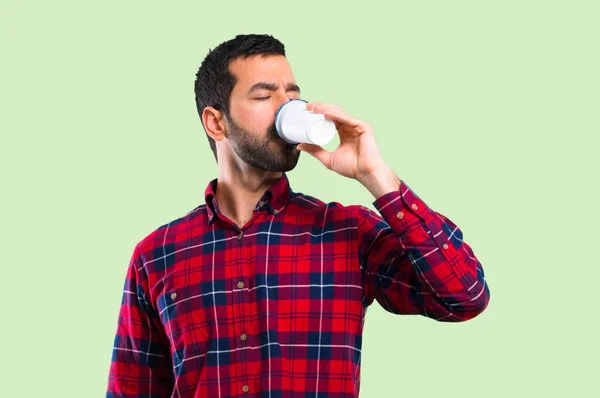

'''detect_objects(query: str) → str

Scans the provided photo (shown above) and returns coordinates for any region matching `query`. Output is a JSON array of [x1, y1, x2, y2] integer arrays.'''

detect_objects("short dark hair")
[[194, 34, 286, 162]]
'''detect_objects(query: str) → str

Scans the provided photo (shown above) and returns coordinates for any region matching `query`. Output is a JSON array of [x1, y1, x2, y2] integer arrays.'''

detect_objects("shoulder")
[[287, 191, 370, 221], [133, 204, 209, 259]]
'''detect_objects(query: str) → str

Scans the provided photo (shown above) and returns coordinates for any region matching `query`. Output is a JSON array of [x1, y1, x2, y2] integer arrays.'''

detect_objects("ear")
[[202, 106, 228, 142]]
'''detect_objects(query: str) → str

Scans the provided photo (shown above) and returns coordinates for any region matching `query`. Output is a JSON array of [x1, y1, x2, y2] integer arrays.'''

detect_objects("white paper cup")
[[275, 99, 336, 145]]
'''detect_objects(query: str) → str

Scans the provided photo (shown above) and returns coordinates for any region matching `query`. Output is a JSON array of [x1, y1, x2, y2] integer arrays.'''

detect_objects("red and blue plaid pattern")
[[107, 173, 490, 397]]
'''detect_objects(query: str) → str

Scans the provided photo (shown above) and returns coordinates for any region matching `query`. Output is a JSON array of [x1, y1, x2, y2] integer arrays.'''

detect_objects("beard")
[[226, 114, 301, 172]]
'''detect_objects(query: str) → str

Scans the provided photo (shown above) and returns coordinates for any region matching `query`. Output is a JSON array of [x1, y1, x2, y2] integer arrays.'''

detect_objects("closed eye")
[[255, 96, 299, 101]]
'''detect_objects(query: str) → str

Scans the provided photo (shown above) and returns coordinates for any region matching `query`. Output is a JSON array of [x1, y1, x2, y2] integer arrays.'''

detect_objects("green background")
[[2, 1, 598, 396]]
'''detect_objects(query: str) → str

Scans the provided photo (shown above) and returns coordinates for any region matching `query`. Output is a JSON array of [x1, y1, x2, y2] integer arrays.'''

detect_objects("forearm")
[[360, 179, 491, 321]]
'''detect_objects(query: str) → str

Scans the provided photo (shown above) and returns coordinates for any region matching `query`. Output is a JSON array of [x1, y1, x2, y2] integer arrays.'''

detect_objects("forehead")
[[228, 55, 296, 93]]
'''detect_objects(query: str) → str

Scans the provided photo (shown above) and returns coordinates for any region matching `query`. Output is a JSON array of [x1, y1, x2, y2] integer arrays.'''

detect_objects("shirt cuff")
[[372, 180, 434, 225]]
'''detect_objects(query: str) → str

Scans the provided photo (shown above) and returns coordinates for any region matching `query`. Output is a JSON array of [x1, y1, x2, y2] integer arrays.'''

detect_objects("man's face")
[[224, 55, 302, 172]]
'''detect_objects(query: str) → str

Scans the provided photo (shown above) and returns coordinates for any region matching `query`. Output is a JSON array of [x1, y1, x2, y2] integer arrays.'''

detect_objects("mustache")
[[269, 123, 297, 147], [268, 123, 279, 139]]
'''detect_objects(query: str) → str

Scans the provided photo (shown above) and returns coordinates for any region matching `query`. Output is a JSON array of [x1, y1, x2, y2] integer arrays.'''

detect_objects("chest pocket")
[[156, 277, 228, 350]]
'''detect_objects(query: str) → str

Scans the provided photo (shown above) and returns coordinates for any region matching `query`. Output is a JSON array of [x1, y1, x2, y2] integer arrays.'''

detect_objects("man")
[[107, 34, 490, 397]]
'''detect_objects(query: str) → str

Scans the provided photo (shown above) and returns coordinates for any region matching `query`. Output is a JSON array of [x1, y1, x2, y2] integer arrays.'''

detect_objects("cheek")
[[238, 104, 273, 132]]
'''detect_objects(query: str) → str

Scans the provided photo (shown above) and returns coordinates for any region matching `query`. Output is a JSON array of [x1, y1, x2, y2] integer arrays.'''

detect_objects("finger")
[[306, 102, 344, 114], [321, 109, 368, 132], [297, 143, 332, 169], [307, 101, 343, 110], [308, 104, 364, 129], [307, 102, 371, 137]]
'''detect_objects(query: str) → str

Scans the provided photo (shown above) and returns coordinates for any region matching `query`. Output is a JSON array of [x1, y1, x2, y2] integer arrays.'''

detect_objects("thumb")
[[297, 143, 332, 169]]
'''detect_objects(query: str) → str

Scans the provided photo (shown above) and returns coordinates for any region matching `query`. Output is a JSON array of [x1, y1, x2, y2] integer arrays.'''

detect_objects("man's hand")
[[297, 102, 400, 198]]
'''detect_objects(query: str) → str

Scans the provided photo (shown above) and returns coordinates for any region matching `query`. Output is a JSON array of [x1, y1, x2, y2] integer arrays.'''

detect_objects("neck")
[[215, 162, 282, 228]]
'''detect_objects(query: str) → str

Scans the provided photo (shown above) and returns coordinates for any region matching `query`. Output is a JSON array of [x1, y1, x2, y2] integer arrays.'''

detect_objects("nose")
[[274, 93, 293, 112]]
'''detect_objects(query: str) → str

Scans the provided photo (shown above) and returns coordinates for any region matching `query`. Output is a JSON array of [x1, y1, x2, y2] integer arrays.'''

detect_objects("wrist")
[[358, 166, 401, 199]]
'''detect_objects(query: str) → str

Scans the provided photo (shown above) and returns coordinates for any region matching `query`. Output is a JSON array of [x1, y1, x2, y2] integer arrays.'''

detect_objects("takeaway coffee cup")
[[275, 99, 336, 146]]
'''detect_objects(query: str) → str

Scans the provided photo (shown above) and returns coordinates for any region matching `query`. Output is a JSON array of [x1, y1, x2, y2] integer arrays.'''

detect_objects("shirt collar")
[[204, 172, 293, 224]]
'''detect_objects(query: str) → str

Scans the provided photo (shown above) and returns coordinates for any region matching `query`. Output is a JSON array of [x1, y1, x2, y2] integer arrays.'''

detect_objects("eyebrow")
[[248, 82, 301, 95]]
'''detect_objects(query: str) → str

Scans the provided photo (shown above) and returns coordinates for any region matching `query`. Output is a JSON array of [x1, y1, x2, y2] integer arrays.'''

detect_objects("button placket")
[[230, 224, 251, 392]]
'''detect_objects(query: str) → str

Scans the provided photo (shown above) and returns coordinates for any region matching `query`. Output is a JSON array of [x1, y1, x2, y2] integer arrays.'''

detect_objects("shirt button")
[[259, 201, 265, 207], [396, 211, 404, 219], [443, 243, 449, 249], [170, 292, 177, 300], [237, 232, 243, 240], [240, 333, 247, 341], [237, 281, 245, 289], [242, 385, 249, 393], [273, 209, 280, 215], [411, 203, 419, 211]]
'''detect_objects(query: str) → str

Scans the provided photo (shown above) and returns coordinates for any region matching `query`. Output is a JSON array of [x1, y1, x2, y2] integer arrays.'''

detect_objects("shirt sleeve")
[[107, 244, 174, 397], [356, 180, 490, 322]]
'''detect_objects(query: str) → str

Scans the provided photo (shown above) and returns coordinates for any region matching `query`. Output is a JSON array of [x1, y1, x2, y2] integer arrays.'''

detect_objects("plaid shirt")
[[107, 173, 490, 397]]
